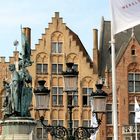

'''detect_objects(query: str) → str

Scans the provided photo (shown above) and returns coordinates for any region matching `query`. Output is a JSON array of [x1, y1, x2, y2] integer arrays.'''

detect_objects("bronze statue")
[[9, 64, 20, 115], [2, 28, 33, 118], [2, 81, 12, 117], [18, 63, 32, 117]]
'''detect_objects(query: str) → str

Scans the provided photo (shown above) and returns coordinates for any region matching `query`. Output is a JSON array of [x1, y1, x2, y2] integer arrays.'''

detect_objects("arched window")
[[51, 32, 63, 54], [81, 77, 93, 106]]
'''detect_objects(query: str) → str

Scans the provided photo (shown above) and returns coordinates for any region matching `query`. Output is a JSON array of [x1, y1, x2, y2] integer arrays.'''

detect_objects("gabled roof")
[[66, 26, 93, 66], [36, 12, 93, 68], [99, 17, 140, 77]]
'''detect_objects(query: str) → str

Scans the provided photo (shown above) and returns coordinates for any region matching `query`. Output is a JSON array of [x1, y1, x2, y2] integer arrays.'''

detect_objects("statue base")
[[0, 117, 36, 140]]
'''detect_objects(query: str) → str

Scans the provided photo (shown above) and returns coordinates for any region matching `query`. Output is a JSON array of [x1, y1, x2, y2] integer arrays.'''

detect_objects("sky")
[[0, 0, 110, 61]]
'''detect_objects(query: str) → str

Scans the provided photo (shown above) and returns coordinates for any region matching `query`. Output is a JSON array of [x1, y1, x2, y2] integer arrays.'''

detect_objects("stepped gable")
[[66, 26, 93, 67], [33, 12, 93, 68], [99, 18, 140, 77], [34, 12, 65, 48]]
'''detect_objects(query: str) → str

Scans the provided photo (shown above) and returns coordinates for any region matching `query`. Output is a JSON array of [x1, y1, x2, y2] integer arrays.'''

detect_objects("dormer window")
[[131, 45, 136, 56], [131, 49, 135, 56]]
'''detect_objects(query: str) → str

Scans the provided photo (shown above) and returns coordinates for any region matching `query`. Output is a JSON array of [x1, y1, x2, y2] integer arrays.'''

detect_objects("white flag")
[[109, 0, 140, 35], [90, 102, 98, 140], [135, 97, 140, 123]]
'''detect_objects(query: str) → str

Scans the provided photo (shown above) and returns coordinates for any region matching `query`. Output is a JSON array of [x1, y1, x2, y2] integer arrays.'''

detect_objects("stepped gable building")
[[2, 12, 139, 140], [1, 12, 140, 140], [0, 12, 101, 139], [98, 17, 140, 140]]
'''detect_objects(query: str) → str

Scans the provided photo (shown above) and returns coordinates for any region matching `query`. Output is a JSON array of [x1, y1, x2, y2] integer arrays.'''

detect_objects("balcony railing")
[[122, 125, 140, 135]]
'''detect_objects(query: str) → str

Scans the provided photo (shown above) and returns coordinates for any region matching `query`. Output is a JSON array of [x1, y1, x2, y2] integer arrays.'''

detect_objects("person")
[[2, 80, 12, 117], [18, 63, 32, 117], [9, 64, 20, 115]]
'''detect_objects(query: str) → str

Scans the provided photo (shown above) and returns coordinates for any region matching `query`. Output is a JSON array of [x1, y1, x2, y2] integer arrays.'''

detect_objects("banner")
[[109, 0, 140, 35], [135, 97, 140, 123], [90, 102, 98, 140]]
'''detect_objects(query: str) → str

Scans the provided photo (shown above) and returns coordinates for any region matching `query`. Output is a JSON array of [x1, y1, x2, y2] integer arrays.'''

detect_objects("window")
[[83, 120, 91, 127], [82, 88, 93, 106], [51, 42, 62, 53], [129, 104, 135, 124], [52, 87, 63, 106], [52, 120, 64, 126], [36, 64, 48, 74], [52, 64, 63, 74], [68, 120, 79, 132], [107, 137, 113, 140], [67, 92, 78, 106], [36, 120, 48, 140], [131, 49, 136, 55], [106, 104, 112, 124], [52, 120, 63, 140], [131, 45, 136, 56], [128, 73, 140, 92]]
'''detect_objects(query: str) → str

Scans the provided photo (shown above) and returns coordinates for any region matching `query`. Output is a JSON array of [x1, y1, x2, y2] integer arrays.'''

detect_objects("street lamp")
[[34, 80, 68, 139], [62, 62, 79, 140], [91, 84, 107, 113], [34, 80, 50, 109], [74, 83, 108, 139], [34, 63, 107, 140]]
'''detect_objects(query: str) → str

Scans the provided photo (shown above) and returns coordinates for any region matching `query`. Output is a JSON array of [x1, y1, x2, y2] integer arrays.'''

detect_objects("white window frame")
[[82, 88, 93, 106], [128, 73, 140, 92], [52, 86, 63, 106], [36, 120, 48, 140], [51, 42, 63, 53], [83, 120, 91, 127], [52, 64, 63, 74], [36, 63, 48, 74]]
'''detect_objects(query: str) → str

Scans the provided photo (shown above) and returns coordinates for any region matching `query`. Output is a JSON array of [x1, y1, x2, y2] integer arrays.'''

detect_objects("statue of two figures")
[[2, 29, 33, 118]]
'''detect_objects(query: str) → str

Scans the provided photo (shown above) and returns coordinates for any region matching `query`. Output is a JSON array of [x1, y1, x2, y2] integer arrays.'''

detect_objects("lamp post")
[[34, 80, 69, 139], [74, 83, 108, 139], [34, 63, 107, 140], [62, 62, 79, 140]]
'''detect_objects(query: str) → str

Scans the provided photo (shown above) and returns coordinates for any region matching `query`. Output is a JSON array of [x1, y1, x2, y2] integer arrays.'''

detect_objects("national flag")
[[135, 97, 140, 123], [109, 0, 140, 35]]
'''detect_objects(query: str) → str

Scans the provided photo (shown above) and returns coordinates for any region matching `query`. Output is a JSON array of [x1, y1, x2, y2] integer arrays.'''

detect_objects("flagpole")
[[135, 97, 139, 140], [135, 122, 138, 140], [111, 31, 118, 140]]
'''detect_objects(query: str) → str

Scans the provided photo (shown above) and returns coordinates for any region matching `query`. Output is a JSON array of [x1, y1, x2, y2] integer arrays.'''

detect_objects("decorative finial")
[[131, 27, 134, 38], [13, 40, 19, 51]]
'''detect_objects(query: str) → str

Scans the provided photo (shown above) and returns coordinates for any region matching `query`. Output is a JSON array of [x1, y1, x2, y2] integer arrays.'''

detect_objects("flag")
[[21, 27, 31, 63], [90, 102, 98, 140], [135, 97, 140, 123], [109, 0, 140, 35]]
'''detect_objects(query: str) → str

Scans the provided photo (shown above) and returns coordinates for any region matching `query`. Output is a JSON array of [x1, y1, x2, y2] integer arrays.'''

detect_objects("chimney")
[[93, 29, 99, 74]]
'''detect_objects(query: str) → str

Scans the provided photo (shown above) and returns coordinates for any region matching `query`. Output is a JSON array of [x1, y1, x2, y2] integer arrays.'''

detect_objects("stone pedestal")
[[0, 117, 36, 140]]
